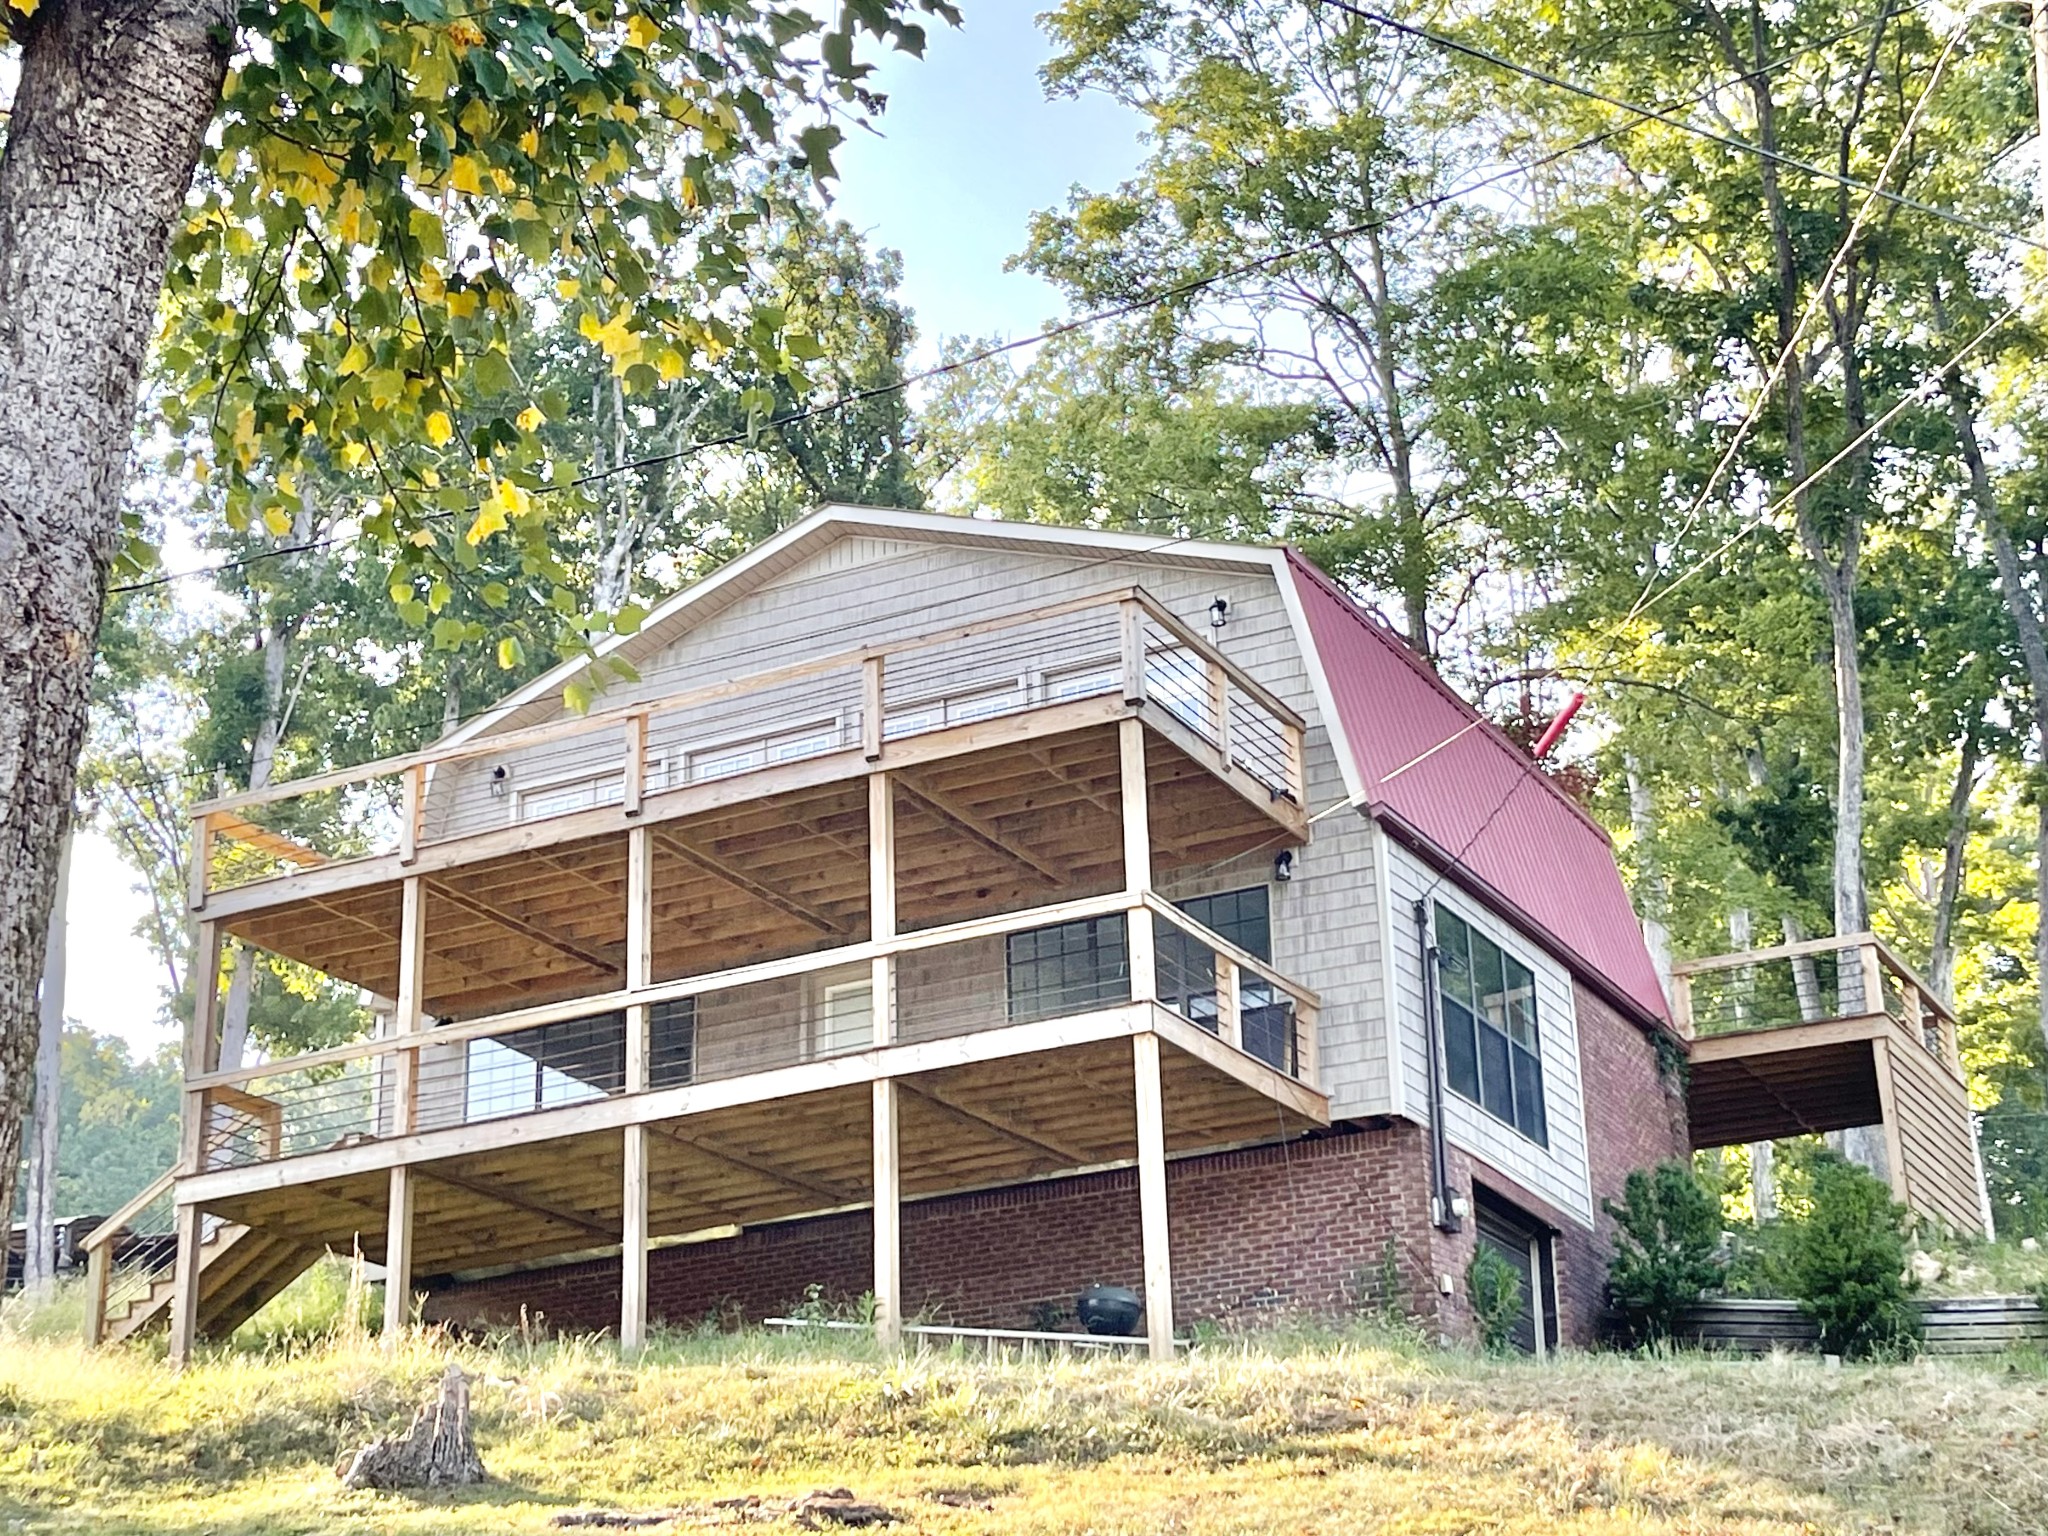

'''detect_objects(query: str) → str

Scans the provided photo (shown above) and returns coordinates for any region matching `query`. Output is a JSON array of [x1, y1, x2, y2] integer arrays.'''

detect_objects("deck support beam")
[[382, 1164, 414, 1348], [870, 771, 902, 1350], [1133, 1031, 1174, 1361], [166, 1202, 205, 1367], [873, 1078, 902, 1349], [622, 825, 653, 1355]]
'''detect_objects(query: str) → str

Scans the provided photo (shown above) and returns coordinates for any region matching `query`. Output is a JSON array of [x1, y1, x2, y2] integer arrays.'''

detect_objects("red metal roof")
[[1284, 550, 1670, 1026]]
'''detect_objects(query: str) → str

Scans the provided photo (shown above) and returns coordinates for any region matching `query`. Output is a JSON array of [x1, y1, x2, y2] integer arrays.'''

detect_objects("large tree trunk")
[[1927, 724, 1981, 1008], [1946, 376, 2048, 1058], [22, 835, 69, 1292], [0, 0, 230, 1197]]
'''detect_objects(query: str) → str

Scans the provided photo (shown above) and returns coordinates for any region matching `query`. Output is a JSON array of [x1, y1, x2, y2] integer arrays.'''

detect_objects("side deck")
[[1675, 934, 1990, 1236], [94, 588, 1333, 1359]]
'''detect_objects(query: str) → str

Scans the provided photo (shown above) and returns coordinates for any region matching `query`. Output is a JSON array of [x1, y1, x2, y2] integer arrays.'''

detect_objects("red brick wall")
[[425, 1123, 1441, 1336], [1418, 981, 1690, 1346]]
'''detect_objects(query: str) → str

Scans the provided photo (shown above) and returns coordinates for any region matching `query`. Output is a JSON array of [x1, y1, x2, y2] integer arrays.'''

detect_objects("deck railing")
[[188, 588, 1307, 902], [180, 892, 1322, 1174], [1670, 932, 1960, 1073]]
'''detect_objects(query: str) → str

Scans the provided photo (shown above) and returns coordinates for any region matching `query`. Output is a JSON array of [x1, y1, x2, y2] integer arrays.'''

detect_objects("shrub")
[[1465, 1246, 1523, 1355], [1603, 1161, 1726, 1344], [1784, 1152, 1921, 1359]]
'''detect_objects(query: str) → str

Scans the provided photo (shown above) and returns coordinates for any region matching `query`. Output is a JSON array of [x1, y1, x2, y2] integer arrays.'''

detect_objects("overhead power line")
[[112, 4, 1923, 598], [1312, 0, 2048, 255]]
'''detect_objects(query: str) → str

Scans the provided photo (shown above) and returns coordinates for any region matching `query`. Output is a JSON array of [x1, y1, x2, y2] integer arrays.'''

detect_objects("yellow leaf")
[[516, 405, 547, 433], [466, 500, 507, 546], [519, 128, 540, 156], [276, 471, 297, 497], [340, 442, 370, 468], [426, 410, 454, 447], [447, 155, 485, 196], [339, 341, 371, 375], [557, 276, 581, 300], [446, 289, 480, 319], [579, 307, 643, 375], [626, 13, 659, 48], [656, 347, 686, 383], [263, 505, 293, 536]]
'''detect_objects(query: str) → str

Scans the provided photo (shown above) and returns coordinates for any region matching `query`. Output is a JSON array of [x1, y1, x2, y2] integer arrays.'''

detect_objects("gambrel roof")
[[449, 505, 1669, 1027]]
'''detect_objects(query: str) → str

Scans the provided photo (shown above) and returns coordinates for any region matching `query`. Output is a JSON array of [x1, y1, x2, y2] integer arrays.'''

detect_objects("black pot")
[[1075, 1283, 1144, 1337]]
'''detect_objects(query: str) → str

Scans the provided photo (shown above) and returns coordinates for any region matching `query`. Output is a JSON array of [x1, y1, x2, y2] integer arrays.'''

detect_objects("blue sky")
[[831, 6, 1146, 355], [70, 5, 1149, 1056]]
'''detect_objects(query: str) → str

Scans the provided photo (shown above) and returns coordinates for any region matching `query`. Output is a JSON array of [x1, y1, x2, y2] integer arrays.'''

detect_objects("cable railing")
[[1671, 931, 1960, 1072], [180, 892, 1323, 1174], [192, 588, 1307, 901]]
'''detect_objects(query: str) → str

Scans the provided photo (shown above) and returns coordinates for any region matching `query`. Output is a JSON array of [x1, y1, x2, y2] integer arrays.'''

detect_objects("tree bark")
[[22, 834, 69, 1292], [1927, 723, 1981, 1008], [1945, 374, 2048, 1058], [0, 0, 231, 1199]]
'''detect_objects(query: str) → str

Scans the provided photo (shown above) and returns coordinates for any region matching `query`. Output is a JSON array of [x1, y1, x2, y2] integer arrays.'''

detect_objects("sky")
[[61, 5, 1148, 1058]]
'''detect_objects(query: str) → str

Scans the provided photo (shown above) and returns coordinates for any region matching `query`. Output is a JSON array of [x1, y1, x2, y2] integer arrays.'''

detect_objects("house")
[[84, 506, 1986, 1360]]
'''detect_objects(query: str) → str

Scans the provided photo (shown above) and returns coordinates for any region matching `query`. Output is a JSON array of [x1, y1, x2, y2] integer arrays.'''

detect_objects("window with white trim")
[[1434, 903, 1547, 1146]]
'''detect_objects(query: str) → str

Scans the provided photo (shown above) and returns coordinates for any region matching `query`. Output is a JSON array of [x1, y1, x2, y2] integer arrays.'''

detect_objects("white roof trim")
[[1270, 556, 1369, 808], [440, 504, 1285, 749]]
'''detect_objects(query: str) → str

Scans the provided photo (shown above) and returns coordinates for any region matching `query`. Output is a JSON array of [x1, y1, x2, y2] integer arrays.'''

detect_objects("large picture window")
[[1434, 904, 1547, 1145], [1006, 916, 1130, 1022]]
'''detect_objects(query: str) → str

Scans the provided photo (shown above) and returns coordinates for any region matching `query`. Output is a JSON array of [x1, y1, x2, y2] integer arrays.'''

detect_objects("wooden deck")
[[1676, 935, 1990, 1236], [91, 590, 1330, 1359]]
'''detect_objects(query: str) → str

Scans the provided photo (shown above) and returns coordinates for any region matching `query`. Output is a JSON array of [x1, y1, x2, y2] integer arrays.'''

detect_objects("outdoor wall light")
[[1209, 596, 1229, 630], [489, 764, 510, 799], [1273, 849, 1294, 882]]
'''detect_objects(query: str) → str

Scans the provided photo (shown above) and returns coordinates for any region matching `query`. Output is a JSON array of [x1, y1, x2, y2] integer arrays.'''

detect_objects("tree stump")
[[338, 1364, 489, 1491]]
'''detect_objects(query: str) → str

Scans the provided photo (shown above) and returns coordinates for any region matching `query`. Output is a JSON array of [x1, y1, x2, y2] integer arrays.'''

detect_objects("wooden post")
[[1207, 659, 1232, 767], [870, 772, 896, 1043], [1870, 1037, 1912, 1207], [872, 1078, 901, 1349], [1121, 720, 1155, 1006], [83, 1239, 110, 1347], [187, 812, 214, 912], [399, 764, 424, 865], [1216, 956, 1242, 1050], [383, 1164, 415, 1348], [166, 1201, 205, 1367], [181, 922, 223, 1175], [1860, 940, 1887, 1021], [1294, 999, 1320, 1085], [392, 876, 426, 1136], [621, 822, 653, 1355], [621, 1125, 649, 1354], [1668, 971, 1694, 1038], [1132, 1031, 1174, 1361], [622, 712, 648, 818], [863, 656, 885, 761], [1119, 599, 1148, 706]]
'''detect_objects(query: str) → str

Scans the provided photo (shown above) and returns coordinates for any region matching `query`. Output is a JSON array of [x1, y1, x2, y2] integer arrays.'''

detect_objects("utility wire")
[[110, 5, 1920, 599], [1312, 0, 2048, 254]]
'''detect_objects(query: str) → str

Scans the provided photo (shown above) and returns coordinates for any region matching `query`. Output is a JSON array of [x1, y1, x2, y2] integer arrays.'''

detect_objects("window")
[[1042, 659, 1122, 703], [1006, 916, 1130, 1022], [812, 977, 874, 1057], [1433, 903, 1547, 1145], [517, 769, 625, 822], [884, 681, 1029, 741], [686, 719, 844, 783], [650, 998, 695, 1088], [1159, 887, 1293, 1073]]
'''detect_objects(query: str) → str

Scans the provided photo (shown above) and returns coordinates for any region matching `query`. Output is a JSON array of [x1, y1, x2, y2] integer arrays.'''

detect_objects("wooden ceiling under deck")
[[203, 1032, 1324, 1282], [221, 722, 1298, 1023]]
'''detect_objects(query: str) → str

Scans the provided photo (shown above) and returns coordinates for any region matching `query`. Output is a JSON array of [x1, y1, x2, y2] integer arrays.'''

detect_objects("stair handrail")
[[81, 1169, 175, 1347], [82, 1169, 174, 1254]]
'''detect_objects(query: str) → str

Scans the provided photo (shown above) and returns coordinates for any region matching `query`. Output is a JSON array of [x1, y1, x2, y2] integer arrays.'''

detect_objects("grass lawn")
[[3, 1320, 2047, 1536]]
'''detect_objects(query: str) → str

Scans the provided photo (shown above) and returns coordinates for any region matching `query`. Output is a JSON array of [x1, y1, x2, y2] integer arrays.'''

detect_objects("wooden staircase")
[[85, 1175, 321, 1346]]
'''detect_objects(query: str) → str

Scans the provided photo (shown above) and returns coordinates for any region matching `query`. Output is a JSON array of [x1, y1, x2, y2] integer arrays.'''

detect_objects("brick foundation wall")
[[424, 1122, 1440, 1337]]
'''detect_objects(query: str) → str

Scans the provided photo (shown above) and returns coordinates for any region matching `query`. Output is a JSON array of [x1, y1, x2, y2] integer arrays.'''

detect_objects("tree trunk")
[[338, 1364, 489, 1490], [22, 835, 69, 1292], [0, 0, 230, 1198], [1945, 375, 2048, 1058], [1927, 724, 1981, 1007]]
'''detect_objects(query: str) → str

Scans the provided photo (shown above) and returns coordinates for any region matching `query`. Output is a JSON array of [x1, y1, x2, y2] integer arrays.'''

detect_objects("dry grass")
[[0, 1322, 2044, 1535]]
